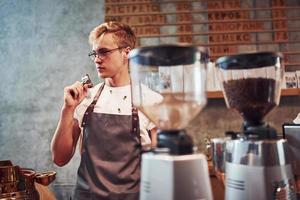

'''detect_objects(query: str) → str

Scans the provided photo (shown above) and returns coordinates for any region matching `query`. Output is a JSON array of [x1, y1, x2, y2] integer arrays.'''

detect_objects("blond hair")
[[89, 21, 136, 49]]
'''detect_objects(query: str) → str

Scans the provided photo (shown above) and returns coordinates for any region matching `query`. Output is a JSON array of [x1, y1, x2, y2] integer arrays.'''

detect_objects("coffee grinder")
[[129, 45, 213, 200], [215, 52, 297, 200]]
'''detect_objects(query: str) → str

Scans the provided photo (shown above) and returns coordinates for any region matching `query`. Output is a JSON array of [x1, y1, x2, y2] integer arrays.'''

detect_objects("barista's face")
[[92, 33, 129, 79]]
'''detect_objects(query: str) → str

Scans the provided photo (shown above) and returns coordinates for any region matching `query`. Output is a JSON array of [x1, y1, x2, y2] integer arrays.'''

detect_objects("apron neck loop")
[[81, 83, 140, 138]]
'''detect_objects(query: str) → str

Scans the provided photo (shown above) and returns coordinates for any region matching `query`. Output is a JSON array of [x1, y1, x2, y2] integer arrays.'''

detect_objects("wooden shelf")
[[207, 88, 300, 99], [281, 88, 300, 96], [206, 91, 224, 99]]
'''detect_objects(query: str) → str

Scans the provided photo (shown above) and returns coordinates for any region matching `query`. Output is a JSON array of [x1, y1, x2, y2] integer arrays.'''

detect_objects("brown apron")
[[73, 83, 141, 200]]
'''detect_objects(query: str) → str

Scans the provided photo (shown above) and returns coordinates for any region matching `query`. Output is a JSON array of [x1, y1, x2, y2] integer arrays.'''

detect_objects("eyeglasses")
[[88, 47, 125, 60]]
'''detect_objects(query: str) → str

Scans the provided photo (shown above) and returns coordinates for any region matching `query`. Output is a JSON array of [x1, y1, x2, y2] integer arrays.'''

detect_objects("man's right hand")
[[63, 81, 89, 109]]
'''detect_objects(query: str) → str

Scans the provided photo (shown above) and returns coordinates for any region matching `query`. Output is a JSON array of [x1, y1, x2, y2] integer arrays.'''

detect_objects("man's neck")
[[105, 75, 130, 87]]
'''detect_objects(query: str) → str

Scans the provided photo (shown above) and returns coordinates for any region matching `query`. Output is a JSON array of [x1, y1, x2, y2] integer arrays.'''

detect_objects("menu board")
[[105, 0, 300, 69]]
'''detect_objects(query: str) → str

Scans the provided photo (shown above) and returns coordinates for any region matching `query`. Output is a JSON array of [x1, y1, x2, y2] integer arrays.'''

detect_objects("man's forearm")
[[51, 107, 80, 166]]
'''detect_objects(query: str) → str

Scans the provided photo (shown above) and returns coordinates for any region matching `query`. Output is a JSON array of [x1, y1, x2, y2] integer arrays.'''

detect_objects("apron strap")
[[132, 107, 141, 143], [81, 83, 105, 127], [130, 80, 141, 143]]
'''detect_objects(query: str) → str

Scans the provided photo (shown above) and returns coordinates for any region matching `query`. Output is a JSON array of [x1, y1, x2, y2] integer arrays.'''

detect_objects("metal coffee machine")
[[0, 160, 56, 200], [210, 136, 231, 186], [215, 52, 297, 200], [283, 123, 300, 198], [129, 45, 213, 200]]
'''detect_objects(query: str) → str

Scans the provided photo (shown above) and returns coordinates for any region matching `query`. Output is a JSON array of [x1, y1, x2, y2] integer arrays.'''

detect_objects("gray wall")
[[0, 0, 300, 199], [0, 0, 103, 198]]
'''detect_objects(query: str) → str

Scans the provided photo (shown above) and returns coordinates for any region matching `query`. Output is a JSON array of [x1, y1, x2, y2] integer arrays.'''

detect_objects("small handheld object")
[[71, 74, 94, 98], [81, 74, 94, 88]]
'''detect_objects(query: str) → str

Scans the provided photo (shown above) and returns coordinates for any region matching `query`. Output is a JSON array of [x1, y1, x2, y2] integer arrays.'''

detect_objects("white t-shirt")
[[293, 113, 300, 124], [74, 82, 161, 147]]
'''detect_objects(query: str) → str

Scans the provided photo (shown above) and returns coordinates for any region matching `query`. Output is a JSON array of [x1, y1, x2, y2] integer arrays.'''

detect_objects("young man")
[[51, 21, 159, 200]]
